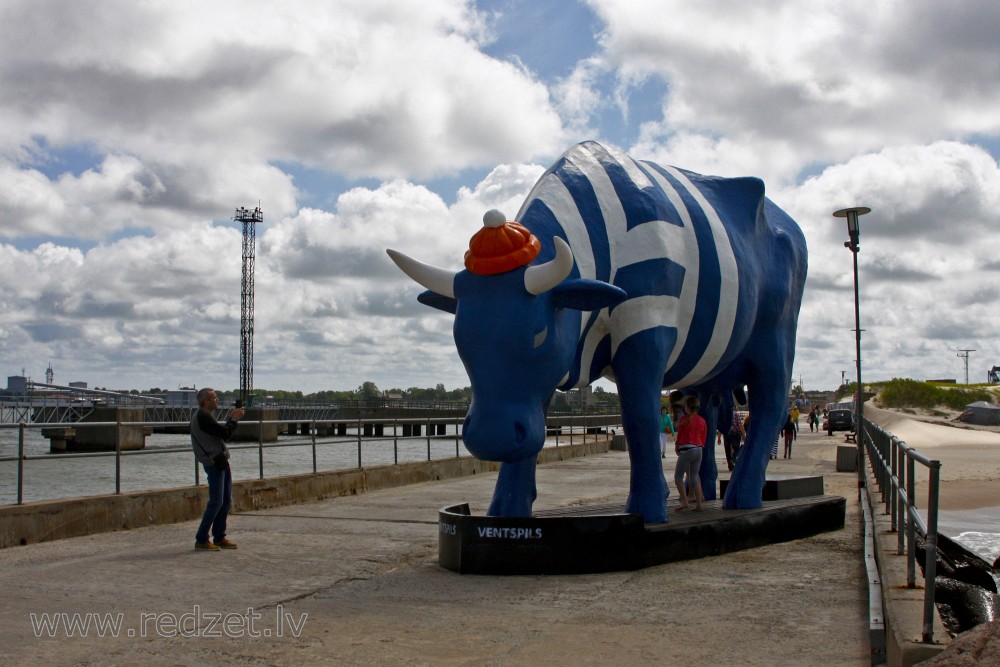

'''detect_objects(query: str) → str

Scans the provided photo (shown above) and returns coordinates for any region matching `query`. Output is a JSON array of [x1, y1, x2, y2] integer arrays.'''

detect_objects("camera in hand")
[[234, 399, 243, 409]]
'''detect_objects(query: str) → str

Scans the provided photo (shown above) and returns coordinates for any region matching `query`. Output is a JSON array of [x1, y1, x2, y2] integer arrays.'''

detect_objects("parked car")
[[825, 409, 854, 435]]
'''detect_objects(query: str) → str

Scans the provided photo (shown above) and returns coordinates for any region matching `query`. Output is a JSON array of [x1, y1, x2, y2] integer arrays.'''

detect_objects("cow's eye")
[[533, 326, 548, 348]]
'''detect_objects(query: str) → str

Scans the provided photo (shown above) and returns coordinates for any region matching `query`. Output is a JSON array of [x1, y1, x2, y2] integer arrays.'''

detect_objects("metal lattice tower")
[[234, 205, 262, 403]]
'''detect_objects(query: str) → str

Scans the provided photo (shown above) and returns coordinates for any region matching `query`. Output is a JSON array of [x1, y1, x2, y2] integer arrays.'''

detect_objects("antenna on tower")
[[234, 205, 263, 405]]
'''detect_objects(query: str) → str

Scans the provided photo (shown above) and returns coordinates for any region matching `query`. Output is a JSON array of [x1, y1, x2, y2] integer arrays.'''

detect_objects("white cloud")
[[2, 0, 1000, 394], [551, 58, 606, 136], [0, 0, 568, 244], [590, 0, 1000, 185], [780, 141, 1000, 386]]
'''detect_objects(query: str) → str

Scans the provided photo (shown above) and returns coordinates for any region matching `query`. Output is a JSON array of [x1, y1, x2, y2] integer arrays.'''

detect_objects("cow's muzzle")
[[462, 404, 544, 463]]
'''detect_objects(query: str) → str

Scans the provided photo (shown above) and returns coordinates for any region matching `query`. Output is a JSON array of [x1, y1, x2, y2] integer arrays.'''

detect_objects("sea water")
[[3, 426, 998, 564], [938, 509, 1000, 565], [0, 425, 474, 505]]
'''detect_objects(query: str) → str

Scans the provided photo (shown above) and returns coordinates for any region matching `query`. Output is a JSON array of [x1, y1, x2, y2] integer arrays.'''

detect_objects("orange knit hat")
[[464, 209, 542, 275]]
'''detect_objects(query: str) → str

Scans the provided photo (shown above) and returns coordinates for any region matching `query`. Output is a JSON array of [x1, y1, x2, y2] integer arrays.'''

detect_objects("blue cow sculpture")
[[387, 141, 807, 523]]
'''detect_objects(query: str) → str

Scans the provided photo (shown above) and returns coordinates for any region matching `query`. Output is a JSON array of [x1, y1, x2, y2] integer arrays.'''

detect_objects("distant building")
[[565, 386, 596, 409], [960, 401, 1000, 426], [166, 389, 198, 407], [6, 376, 27, 394], [802, 390, 834, 406], [69, 381, 88, 390]]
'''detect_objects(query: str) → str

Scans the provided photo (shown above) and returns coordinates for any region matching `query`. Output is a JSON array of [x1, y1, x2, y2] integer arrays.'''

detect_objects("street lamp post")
[[834, 206, 871, 486]]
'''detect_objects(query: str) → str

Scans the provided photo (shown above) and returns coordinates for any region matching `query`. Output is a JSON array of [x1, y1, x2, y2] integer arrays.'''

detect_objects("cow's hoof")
[[487, 496, 533, 518], [625, 496, 667, 524]]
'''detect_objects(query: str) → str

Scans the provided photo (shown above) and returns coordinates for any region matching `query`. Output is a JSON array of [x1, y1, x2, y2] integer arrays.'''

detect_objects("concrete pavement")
[[0, 429, 871, 666]]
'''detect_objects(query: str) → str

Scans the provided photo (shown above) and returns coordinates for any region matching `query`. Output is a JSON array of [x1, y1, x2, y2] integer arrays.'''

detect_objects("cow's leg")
[[487, 457, 537, 517], [614, 332, 672, 523], [699, 392, 722, 501], [724, 356, 792, 509]]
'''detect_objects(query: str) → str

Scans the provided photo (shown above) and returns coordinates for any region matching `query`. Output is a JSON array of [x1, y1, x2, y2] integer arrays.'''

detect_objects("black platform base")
[[719, 474, 825, 501], [439, 480, 846, 575]]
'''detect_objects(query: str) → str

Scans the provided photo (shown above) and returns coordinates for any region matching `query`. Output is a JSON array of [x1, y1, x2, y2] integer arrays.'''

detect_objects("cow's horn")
[[386, 249, 456, 299], [524, 237, 574, 295]]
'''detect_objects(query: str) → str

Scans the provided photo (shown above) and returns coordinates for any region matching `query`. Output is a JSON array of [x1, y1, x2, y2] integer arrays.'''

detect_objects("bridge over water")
[[0, 398, 471, 452], [0, 398, 474, 425], [2, 396, 619, 456]]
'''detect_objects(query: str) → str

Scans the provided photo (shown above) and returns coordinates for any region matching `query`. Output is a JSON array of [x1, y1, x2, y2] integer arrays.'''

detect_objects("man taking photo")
[[190, 388, 244, 550]]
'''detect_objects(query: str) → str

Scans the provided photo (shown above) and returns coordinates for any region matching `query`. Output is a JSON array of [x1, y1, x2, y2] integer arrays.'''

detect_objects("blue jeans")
[[196, 463, 232, 544]]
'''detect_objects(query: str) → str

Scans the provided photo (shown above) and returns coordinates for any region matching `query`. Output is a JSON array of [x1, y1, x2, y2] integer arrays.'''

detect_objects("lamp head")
[[833, 207, 870, 250]]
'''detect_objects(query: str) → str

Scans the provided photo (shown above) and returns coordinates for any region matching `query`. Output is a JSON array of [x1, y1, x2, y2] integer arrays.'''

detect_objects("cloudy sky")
[[2, 0, 999, 395]]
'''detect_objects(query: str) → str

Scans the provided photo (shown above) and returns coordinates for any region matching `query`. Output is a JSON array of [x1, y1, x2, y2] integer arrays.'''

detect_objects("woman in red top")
[[673, 395, 707, 511]]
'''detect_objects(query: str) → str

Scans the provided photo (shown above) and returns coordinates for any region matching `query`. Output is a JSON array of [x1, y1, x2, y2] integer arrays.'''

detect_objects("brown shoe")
[[214, 538, 238, 549], [195, 542, 221, 551]]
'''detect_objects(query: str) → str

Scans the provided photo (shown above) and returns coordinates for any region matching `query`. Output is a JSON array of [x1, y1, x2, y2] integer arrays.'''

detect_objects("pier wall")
[[867, 472, 948, 666], [0, 438, 611, 549]]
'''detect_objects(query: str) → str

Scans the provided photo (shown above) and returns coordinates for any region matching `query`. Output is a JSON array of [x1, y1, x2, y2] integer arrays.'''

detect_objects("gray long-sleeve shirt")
[[190, 409, 239, 465]]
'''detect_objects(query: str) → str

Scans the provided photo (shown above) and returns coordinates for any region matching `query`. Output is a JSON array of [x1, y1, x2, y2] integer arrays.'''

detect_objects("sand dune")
[[865, 405, 1000, 511], [868, 411, 1000, 449]]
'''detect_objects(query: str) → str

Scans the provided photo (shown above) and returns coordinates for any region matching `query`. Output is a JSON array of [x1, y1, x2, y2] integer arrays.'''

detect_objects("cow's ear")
[[550, 279, 627, 311], [418, 290, 457, 314]]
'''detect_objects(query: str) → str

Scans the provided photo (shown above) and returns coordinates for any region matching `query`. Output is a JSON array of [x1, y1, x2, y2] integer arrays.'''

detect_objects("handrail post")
[[311, 421, 317, 474], [906, 455, 917, 586], [357, 416, 363, 469], [895, 442, 904, 553], [877, 428, 884, 487], [857, 417, 866, 492], [258, 411, 264, 480], [115, 419, 122, 495], [426, 416, 431, 461], [889, 438, 898, 530], [877, 428, 885, 496], [17, 423, 25, 505], [454, 417, 460, 458], [886, 435, 894, 512], [393, 416, 399, 466], [922, 461, 941, 643]]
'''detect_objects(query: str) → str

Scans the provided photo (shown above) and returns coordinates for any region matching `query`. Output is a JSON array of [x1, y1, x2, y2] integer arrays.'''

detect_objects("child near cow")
[[674, 395, 707, 512]]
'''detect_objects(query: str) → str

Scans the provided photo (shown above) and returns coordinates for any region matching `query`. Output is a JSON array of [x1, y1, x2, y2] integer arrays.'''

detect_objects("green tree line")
[[836, 377, 995, 410], [132, 381, 622, 410]]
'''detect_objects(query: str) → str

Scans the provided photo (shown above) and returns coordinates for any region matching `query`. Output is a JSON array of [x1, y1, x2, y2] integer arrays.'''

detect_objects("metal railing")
[[862, 416, 941, 644], [1, 413, 623, 506]]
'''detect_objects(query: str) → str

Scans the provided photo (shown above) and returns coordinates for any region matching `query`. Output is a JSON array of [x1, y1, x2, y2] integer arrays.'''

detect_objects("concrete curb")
[[0, 439, 610, 548], [866, 473, 949, 665]]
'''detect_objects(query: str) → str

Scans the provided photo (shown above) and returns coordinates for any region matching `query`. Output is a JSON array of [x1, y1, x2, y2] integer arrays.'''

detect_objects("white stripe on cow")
[[516, 173, 596, 280], [659, 165, 739, 386], [640, 167, 700, 369], [518, 143, 737, 390], [569, 145, 698, 371]]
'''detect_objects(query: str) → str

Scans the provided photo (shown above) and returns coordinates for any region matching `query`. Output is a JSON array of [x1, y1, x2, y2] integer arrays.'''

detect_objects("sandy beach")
[[864, 404, 1000, 569], [865, 405, 1000, 511]]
